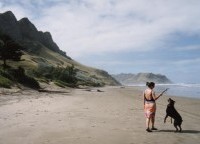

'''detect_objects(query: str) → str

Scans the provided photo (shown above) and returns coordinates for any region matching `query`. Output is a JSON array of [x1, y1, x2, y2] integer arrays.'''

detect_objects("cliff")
[[0, 11, 66, 56], [0, 11, 119, 87]]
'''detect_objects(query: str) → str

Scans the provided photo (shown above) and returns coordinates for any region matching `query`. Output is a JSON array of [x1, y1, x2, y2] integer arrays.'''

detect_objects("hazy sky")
[[1, 0, 200, 83]]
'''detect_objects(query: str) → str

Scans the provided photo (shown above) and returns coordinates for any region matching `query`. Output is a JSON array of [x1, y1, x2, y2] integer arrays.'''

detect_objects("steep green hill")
[[0, 11, 120, 88]]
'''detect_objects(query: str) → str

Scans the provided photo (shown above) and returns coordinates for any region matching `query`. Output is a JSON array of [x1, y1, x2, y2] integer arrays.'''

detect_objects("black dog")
[[164, 98, 183, 132]]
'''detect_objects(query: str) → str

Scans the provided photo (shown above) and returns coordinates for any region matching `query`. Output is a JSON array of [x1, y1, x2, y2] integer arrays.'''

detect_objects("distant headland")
[[112, 73, 172, 85]]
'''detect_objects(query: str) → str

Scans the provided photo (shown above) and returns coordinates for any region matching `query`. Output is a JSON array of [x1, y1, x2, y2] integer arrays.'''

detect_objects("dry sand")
[[0, 86, 200, 144]]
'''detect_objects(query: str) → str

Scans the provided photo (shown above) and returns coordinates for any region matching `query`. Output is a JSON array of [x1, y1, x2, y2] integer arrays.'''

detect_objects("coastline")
[[0, 86, 200, 144], [125, 84, 200, 99]]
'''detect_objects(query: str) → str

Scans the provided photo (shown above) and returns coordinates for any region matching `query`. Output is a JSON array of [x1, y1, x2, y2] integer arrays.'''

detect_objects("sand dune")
[[0, 86, 200, 144]]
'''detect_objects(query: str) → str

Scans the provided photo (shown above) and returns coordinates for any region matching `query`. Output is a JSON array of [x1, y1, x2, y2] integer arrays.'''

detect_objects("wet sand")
[[0, 86, 200, 144]]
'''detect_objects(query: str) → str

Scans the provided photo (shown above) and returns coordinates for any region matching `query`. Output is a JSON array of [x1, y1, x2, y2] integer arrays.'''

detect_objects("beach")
[[0, 86, 200, 144]]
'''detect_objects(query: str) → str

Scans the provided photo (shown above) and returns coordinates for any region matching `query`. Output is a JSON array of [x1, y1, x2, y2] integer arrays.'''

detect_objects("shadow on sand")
[[158, 129, 200, 134]]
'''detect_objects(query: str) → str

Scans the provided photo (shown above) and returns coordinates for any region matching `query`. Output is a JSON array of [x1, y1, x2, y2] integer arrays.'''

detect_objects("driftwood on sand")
[[38, 89, 70, 94], [85, 89, 104, 92]]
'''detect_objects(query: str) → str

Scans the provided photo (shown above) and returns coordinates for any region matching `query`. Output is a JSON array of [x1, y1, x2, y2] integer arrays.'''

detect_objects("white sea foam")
[[126, 83, 200, 99]]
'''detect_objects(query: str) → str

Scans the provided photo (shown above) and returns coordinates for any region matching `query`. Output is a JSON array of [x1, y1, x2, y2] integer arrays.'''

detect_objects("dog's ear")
[[171, 99, 175, 104]]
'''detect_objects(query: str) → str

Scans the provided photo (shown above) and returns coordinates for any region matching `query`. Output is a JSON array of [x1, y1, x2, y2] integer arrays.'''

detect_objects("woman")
[[143, 82, 166, 132]]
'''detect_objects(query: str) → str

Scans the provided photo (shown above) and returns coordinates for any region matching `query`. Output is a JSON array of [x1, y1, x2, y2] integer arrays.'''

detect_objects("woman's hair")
[[146, 82, 155, 88]]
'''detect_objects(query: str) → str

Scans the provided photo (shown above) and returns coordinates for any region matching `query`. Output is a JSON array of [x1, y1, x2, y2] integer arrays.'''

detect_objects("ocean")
[[127, 83, 200, 99]]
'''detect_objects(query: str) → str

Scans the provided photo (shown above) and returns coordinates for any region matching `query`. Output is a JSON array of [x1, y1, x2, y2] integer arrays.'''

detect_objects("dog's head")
[[168, 98, 175, 106]]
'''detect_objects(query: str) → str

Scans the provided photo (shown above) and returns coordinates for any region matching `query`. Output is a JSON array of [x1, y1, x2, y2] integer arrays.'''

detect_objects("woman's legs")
[[146, 118, 152, 132], [144, 102, 156, 132], [151, 116, 157, 130], [151, 117, 155, 128], [146, 118, 150, 128]]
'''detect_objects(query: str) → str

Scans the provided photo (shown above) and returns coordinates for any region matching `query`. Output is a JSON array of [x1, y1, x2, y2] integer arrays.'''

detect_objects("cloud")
[[172, 58, 200, 66], [175, 45, 200, 51], [35, 0, 200, 58], [1, 0, 200, 58], [0, 2, 28, 19]]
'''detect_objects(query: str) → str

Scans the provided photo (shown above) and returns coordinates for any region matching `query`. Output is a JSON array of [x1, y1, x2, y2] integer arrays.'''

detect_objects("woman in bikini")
[[143, 82, 167, 132]]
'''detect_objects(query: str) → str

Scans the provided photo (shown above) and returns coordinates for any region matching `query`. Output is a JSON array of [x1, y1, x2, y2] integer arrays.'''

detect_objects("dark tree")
[[0, 35, 23, 68]]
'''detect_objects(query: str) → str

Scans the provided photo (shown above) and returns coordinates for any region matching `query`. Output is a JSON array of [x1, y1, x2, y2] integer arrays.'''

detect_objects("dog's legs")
[[178, 125, 182, 132], [174, 125, 178, 132], [164, 115, 168, 123], [174, 123, 178, 132]]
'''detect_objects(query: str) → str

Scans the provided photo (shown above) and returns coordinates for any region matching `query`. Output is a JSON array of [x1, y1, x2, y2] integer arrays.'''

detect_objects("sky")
[[0, 0, 200, 83]]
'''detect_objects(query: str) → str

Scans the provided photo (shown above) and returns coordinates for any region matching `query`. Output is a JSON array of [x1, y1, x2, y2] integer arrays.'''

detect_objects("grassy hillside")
[[0, 40, 120, 89]]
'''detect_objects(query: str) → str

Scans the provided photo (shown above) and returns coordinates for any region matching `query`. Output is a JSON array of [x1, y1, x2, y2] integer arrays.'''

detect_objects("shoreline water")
[[125, 83, 200, 99]]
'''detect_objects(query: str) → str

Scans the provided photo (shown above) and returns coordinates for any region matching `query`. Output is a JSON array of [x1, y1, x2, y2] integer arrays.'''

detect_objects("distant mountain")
[[0, 11, 120, 87], [112, 73, 172, 85]]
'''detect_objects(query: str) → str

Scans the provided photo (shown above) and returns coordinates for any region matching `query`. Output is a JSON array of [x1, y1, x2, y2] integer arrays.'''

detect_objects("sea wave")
[[173, 83, 200, 88], [126, 83, 200, 99], [127, 83, 200, 88]]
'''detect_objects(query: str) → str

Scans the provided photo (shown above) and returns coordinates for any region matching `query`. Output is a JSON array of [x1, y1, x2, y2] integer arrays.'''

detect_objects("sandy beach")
[[0, 86, 200, 144]]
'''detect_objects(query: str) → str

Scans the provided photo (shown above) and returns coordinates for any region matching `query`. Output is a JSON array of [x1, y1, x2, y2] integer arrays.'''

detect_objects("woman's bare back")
[[144, 89, 155, 101]]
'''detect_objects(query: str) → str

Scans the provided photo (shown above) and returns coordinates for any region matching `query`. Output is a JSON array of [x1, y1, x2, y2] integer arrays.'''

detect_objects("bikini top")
[[144, 90, 155, 102]]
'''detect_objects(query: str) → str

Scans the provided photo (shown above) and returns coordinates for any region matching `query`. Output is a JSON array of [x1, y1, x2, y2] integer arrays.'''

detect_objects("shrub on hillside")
[[0, 75, 12, 88], [34, 65, 78, 86], [0, 68, 15, 81], [12, 67, 40, 89], [1, 67, 40, 89]]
